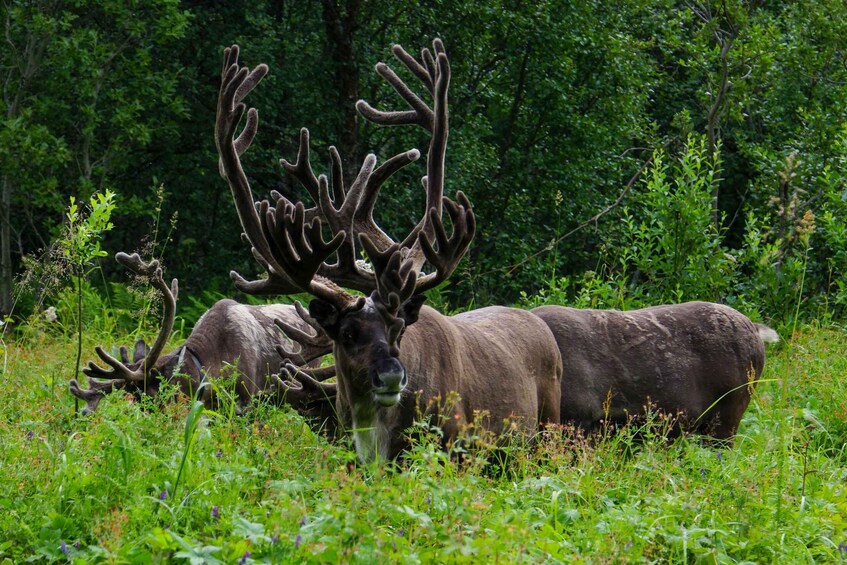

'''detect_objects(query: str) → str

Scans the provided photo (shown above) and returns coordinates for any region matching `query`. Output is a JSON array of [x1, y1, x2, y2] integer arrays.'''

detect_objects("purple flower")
[[159, 490, 168, 501], [239, 551, 251, 565], [425, 495, 432, 505], [295, 534, 302, 549], [271, 534, 280, 543], [299, 516, 307, 527], [215, 449, 223, 458], [839, 541, 847, 556], [397, 528, 405, 537], [59, 541, 68, 555], [74, 541, 80, 550], [716, 451, 723, 462], [211, 506, 219, 520], [26, 430, 34, 439]]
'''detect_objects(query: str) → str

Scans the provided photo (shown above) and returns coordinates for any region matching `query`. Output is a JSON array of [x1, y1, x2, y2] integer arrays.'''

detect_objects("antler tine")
[[69, 377, 125, 415], [260, 197, 366, 312], [275, 340, 331, 367], [278, 362, 338, 390], [216, 44, 304, 296], [282, 362, 337, 384], [82, 345, 140, 380], [274, 302, 333, 365], [278, 127, 322, 221], [359, 236, 418, 316], [356, 38, 453, 279], [414, 191, 476, 294], [79, 251, 179, 388], [270, 363, 338, 412], [275, 126, 421, 295], [115, 252, 177, 371], [350, 148, 421, 251]]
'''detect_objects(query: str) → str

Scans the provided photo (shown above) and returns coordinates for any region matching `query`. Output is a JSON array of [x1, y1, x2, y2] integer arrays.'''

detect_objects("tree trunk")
[[322, 0, 362, 183], [0, 175, 12, 317]]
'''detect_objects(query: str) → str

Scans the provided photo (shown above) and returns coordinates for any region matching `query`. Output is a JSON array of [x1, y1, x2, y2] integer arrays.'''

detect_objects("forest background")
[[3, 2, 847, 561], [3, 0, 847, 330]]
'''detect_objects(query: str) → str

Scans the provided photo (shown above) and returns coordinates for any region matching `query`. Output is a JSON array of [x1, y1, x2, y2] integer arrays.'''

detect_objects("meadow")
[[1, 317, 845, 563]]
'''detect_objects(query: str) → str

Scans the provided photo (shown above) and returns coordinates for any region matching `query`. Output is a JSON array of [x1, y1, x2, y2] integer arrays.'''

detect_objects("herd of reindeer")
[[68, 40, 780, 464]]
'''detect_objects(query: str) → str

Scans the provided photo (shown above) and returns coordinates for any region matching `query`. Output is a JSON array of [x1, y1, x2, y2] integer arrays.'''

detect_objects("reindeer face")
[[309, 294, 425, 408]]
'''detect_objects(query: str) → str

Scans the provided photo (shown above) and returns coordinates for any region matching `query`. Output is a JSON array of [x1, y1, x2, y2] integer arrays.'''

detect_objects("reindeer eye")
[[341, 327, 358, 345]]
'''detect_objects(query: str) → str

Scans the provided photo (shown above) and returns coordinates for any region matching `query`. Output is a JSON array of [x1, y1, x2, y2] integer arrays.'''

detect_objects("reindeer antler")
[[274, 301, 334, 365], [356, 38, 453, 269], [70, 252, 178, 410], [355, 39, 475, 313], [217, 41, 474, 319], [268, 362, 338, 413], [217, 45, 420, 304]]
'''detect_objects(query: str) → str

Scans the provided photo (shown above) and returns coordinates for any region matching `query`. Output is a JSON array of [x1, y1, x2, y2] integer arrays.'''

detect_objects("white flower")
[[355, 259, 374, 274], [43, 306, 58, 323]]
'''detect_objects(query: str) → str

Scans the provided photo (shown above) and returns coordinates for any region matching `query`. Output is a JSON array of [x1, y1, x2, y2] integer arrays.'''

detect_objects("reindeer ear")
[[155, 351, 183, 381], [309, 298, 341, 338], [133, 339, 150, 363], [399, 294, 426, 327]]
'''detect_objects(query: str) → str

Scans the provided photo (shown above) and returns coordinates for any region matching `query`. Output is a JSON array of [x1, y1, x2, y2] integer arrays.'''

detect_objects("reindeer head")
[[216, 40, 474, 412], [309, 292, 423, 407]]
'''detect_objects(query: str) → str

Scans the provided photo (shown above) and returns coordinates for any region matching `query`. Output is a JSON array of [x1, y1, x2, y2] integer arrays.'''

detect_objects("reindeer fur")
[[325, 303, 563, 462], [532, 301, 778, 439]]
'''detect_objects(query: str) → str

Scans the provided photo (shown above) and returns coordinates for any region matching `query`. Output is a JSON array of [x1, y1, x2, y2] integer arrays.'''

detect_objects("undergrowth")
[[1, 321, 846, 563]]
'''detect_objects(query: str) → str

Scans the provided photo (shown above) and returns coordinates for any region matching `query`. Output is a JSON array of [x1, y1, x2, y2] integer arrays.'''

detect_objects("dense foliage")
[[3, 0, 847, 323], [3, 3, 847, 560], [1, 320, 845, 561]]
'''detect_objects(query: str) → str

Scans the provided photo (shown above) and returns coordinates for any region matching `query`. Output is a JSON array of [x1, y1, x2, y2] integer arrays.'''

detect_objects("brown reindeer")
[[68, 252, 337, 434], [216, 41, 562, 462], [531, 302, 779, 440]]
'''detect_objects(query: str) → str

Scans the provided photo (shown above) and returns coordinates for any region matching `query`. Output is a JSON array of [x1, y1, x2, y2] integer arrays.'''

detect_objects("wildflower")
[[26, 430, 34, 439], [239, 551, 251, 564], [160, 490, 167, 501], [839, 541, 847, 556], [355, 259, 374, 274], [271, 534, 280, 543], [60, 541, 68, 555], [43, 306, 58, 323], [215, 449, 223, 458], [299, 516, 307, 527], [700, 468, 707, 479], [211, 506, 219, 520], [716, 451, 723, 462], [425, 495, 432, 505], [295, 534, 302, 549], [397, 528, 405, 537]]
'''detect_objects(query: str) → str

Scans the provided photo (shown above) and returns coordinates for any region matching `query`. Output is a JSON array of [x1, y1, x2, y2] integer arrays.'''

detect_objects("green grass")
[[1, 325, 846, 563]]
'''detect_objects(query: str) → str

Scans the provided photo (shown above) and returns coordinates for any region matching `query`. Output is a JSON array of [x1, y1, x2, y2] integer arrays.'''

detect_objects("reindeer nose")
[[372, 357, 407, 407], [372, 357, 406, 389]]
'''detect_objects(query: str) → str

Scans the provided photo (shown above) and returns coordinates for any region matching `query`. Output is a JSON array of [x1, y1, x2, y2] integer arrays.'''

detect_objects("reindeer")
[[68, 252, 338, 434], [215, 41, 563, 463], [531, 302, 780, 440]]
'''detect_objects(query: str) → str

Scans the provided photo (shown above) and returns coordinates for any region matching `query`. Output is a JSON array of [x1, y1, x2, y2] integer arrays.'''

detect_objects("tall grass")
[[1, 317, 846, 562]]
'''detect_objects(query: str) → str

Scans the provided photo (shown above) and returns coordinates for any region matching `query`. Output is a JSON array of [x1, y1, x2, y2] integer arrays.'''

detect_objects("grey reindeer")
[[69, 252, 337, 433], [532, 302, 779, 440], [215, 41, 563, 463]]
